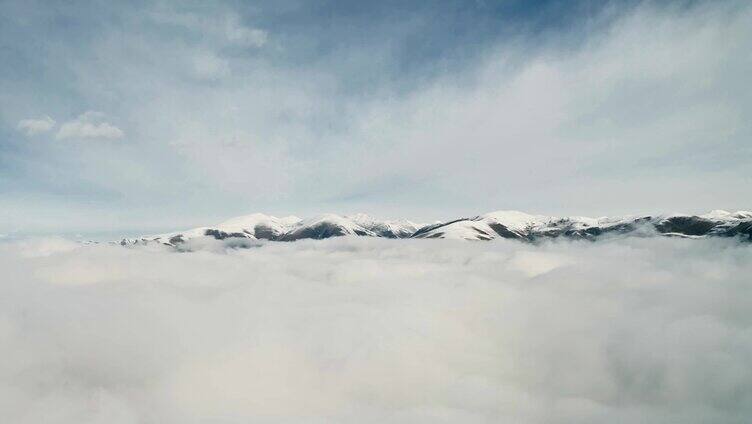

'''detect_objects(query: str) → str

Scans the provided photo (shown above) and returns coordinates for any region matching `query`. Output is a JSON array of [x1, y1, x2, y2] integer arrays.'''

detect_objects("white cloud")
[[191, 52, 230, 81], [56, 111, 124, 140], [122, 2, 752, 218], [17, 116, 55, 136], [224, 14, 267, 48], [150, 9, 267, 48], [0, 237, 750, 423], [3, 2, 750, 229], [306, 2, 752, 216]]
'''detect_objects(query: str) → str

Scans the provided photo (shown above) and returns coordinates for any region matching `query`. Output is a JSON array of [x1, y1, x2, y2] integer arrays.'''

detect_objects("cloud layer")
[[1, 237, 750, 423]]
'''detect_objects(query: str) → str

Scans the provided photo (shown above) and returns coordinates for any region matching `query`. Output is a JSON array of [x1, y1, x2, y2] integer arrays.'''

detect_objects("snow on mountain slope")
[[411, 210, 752, 241], [120, 213, 423, 246], [652, 210, 752, 238], [118, 209, 752, 247], [348, 213, 422, 238], [278, 214, 376, 241], [271, 213, 422, 241], [412, 211, 602, 241], [217, 213, 302, 239]]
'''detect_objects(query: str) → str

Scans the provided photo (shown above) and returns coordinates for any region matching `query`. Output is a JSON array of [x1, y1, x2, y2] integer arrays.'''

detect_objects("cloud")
[[327, 2, 752, 216], [125, 1, 752, 219], [191, 52, 231, 81], [0, 237, 750, 423], [1, 1, 751, 232], [224, 14, 267, 48], [55, 111, 124, 141], [16, 116, 55, 136], [149, 9, 267, 48]]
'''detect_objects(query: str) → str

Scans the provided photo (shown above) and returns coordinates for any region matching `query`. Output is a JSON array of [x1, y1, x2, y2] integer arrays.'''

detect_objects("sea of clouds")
[[1, 237, 751, 423]]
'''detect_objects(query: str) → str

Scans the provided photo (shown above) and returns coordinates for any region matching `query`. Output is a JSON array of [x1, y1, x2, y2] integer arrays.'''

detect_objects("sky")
[[1, 0, 750, 237]]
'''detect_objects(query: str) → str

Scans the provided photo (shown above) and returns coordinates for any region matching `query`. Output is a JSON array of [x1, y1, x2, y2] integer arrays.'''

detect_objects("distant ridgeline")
[[117, 210, 752, 248]]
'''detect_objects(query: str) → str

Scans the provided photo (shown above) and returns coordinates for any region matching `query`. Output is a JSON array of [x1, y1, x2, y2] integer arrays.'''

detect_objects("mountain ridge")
[[118, 210, 752, 248]]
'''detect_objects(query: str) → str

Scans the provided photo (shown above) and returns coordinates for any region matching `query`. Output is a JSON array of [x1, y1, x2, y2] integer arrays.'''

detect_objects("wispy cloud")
[[150, 9, 268, 48], [55, 111, 124, 141], [17, 116, 55, 136], [191, 51, 231, 80], [1, 1, 750, 233], [224, 14, 267, 48]]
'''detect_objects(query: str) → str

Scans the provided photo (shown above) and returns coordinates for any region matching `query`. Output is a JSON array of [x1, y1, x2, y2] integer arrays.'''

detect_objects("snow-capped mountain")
[[412, 210, 752, 241], [120, 213, 423, 247], [119, 210, 752, 248]]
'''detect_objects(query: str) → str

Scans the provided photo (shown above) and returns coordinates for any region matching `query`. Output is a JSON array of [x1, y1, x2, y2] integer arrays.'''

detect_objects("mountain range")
[[119, 210, 752, 248]]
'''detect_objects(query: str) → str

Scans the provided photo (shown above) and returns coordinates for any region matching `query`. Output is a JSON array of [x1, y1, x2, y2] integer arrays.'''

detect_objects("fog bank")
[[1, 237, 751, 423]]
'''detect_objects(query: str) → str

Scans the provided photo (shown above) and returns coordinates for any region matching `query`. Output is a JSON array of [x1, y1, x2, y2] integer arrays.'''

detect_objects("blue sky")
[[1, 0, 750, 237]]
